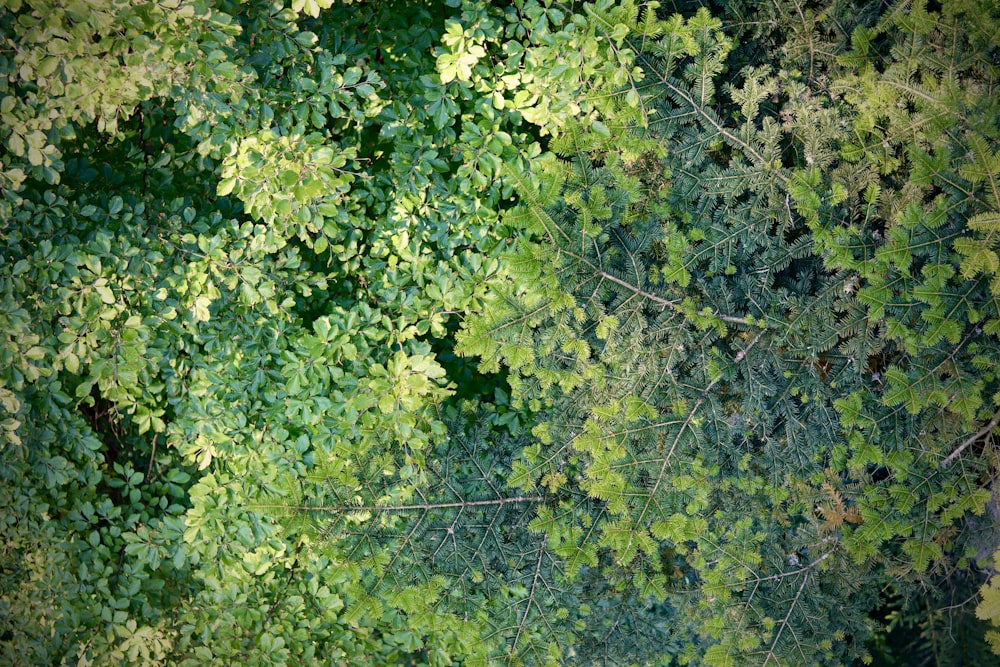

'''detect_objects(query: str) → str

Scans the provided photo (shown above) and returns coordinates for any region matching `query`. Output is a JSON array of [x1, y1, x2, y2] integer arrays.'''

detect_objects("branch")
[[253, 496, 544, 514], [510, 544, 546, 665], [745, 548, 835, 586], [734, 327, 767, 363], [634, 329, 767, 527], [598, 269, 676, 308], [595, 267, 754, 327], [940, 408, 1000, 467], [762, 569, 810, 667]]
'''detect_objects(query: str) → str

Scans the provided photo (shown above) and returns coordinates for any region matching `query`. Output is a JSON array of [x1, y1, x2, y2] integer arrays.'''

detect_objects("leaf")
[[217, 177, 237, 196], [95, 284, 116, 305]]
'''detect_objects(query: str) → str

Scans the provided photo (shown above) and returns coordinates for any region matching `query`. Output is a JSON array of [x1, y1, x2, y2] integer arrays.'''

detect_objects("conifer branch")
[[734, 327, 767, 363], [560, 240, 755, 325], [762, 569, 810, 666], [511, 544, 547, 665], [597, 268, 676, 308], [647, 68, 783, 180], [749, 548, 836, 585], [940, 408, 1000, 468], [634, 329, 767, 527], [253, 496, 544, 514]]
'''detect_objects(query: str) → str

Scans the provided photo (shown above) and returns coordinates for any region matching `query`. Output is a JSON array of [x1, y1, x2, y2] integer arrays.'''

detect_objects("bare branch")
[[253, 496, 544, 514], [940, 408, 1000, 468]]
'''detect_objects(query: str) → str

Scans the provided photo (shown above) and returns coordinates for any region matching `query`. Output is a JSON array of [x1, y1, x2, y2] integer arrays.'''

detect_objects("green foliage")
[[1, 0, 671, 663], [978, 546, 1000, 655], [459, 1, 1000, 664], [2, 0, 1000, 666]]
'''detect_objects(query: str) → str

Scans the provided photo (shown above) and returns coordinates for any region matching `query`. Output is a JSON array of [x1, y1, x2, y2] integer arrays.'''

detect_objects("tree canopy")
[[2, 0, 1000, 665]]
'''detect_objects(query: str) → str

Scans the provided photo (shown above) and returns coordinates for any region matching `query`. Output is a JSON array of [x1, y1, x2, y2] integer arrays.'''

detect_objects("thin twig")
[[510, 544, 546, 666], [635, 328, 767, 526], [598, 269, 676, 307], [763, 569, 810, 666], [941, 408, 1000, 468], [146, 433, 157, 481], [252, 495, 544, 514], [734, 328, 767, 363]]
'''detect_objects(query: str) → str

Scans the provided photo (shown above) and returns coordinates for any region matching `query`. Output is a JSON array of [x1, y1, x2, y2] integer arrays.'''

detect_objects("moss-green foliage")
[[2, 0, 999, 666]]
